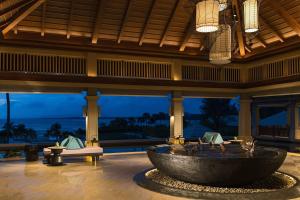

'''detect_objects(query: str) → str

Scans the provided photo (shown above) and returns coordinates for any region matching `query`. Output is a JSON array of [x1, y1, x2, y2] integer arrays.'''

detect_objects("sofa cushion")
[[61, 135, 85, 150]]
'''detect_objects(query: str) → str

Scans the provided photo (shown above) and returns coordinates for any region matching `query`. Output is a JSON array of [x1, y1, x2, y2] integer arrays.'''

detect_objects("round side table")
[[48, 146, 66, 166]]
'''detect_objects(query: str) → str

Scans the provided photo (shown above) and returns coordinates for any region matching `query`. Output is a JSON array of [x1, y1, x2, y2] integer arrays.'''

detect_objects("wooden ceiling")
[[1, 0, 300, 61]]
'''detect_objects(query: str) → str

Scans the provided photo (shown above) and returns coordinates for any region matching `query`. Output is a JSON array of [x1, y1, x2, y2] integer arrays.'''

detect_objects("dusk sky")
[[0, 93, 204, 119]]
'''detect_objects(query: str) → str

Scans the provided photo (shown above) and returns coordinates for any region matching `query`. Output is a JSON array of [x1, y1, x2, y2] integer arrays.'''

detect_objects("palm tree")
[[157, 112, 167, 125], [25, 128, 37, 142], [128, 117, 136, 127], [45, 123, 63, 141], [13, 123, 27, 139], [137, 116, 145, 126], [74, 128, 86, 140], [0, 122, 14, 143], [142, 113, 151, 127], [199, 99, 238, 132], [1, 93, 11, 143]]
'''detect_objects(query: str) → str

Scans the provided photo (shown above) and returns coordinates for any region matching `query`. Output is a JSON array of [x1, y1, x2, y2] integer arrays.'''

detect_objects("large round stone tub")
[[147, 144, 287, 186]]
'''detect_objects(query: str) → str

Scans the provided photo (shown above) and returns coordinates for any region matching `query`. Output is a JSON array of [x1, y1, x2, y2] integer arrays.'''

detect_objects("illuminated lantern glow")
[[196, 0, 219, 33], [209, 24, 232, 65], [244, 0, 259, 33]]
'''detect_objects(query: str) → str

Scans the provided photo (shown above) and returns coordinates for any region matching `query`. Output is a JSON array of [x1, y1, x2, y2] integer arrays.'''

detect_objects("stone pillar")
[[238, 96, 252, 140], [169, 92, 184, 141], [85, 92, 99, 146]]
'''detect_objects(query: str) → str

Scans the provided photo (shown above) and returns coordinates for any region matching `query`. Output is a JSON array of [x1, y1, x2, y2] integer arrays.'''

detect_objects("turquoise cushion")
[[61, 135, 85, 150], [202, 132, 224, 144]]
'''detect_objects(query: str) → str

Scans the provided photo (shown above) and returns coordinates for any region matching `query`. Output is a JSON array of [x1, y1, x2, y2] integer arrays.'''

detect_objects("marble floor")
[[0, 152, 299, 200]]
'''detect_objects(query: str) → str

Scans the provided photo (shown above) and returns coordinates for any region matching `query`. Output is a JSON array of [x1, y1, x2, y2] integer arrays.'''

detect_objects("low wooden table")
[[48, 146, 66, 166]]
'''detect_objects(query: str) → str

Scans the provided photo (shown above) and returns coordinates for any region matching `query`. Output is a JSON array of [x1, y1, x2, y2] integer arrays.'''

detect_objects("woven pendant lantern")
[[196, 0, 219, 33], [244, 0, 259, 33], [209, 24, 231, 65]]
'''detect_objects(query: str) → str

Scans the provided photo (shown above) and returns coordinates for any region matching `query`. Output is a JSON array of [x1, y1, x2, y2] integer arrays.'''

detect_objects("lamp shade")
[[196, 0, 219, 33], [209, 24, 231, 65], [244, 0, 258, 33], [219, 0, 227, 11]]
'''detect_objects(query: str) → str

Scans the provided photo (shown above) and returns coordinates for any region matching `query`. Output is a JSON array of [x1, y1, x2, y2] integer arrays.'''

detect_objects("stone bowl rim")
[[147, 145, 287, 160]]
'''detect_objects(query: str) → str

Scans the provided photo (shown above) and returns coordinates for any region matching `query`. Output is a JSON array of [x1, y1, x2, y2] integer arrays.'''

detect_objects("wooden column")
[[85, 90, 99, 146], [169, 92, 184, 140], [239, 96, 252, 140]]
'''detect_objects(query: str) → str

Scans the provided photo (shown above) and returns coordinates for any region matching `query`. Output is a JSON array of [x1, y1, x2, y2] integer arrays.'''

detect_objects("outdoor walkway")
[[0, 152, 299, 200]]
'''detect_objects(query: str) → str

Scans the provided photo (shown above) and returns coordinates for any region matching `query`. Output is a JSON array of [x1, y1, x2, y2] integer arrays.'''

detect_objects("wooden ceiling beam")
[[232, 0, 246, 57], [91, 0, 105, 44], [255, 35, 267, 48], [139, 0, 156, 46], [41, 1, 46, 36], [179, 10, 195, 52], [117, 0, 134, 44], [0, 0, 30, 16], [267, 0, 300, 37], [3, 32, 209, 60], [259, 16, 284, 43], [66, 0, 74, 39], [1, 0, 45, 36], [159, 0, 180, 47], [242, 35, 300, 60], [245, 45, 252, 53]]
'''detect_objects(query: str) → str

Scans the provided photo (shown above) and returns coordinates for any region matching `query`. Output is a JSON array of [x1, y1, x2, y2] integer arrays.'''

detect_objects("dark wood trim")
[[243, 74, 300, 88], [2, 32, 210, 60], [1, 71, 300, 90], [0, 72, 243, 89], [2, 69, 300, 90], [1, 31, 300, 63]]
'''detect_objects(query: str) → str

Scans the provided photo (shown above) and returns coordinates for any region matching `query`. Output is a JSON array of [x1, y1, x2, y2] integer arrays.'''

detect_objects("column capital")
[[170, 91, 183, 98], [171, 97, 184, 102], [240, 98, 252, 103], [240, 95, 252, 102], [85, 95, 99, 101]]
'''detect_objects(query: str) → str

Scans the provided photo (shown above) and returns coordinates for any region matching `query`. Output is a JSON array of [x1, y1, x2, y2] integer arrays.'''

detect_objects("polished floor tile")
[[0, 152, 299, 200]]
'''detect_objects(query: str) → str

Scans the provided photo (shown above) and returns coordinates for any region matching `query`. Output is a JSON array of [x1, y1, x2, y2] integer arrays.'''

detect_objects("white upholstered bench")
[[43, 146, 103, 163]]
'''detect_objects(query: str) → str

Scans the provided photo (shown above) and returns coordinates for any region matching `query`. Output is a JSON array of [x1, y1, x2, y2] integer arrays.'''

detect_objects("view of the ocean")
[[0, 117, 114, 142], [0, 118, 217, 141]]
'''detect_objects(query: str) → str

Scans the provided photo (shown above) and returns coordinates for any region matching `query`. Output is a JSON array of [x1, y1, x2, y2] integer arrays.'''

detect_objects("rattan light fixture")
[[209, 25, 232, 65], [196, 0, 220, 33], [244, 0, 258, 33]]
